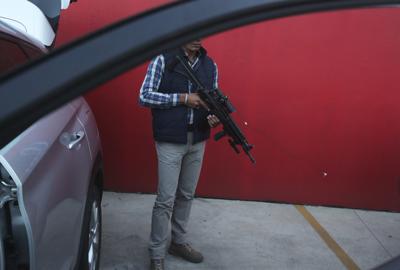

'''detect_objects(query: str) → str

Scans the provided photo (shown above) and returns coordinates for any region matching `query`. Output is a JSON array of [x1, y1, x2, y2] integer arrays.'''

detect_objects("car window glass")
[[0, 38, 29, 75], [87, 6, 400, 215]]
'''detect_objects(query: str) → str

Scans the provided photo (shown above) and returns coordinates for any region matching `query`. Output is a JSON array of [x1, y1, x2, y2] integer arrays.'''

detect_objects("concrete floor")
[[100, 192, 400, 270]]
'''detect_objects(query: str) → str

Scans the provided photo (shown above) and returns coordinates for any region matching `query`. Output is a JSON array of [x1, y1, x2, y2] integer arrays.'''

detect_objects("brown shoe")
[[150, 259, 164, 270], [168, 242, 204, 263]]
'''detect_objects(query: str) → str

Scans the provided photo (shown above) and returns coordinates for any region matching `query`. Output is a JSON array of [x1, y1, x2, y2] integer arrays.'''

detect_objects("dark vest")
[[151, 48, 215, 144]]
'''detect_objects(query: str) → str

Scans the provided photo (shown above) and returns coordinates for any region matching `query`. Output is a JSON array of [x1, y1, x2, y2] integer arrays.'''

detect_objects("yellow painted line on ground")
[[295, 205, 360, 270]]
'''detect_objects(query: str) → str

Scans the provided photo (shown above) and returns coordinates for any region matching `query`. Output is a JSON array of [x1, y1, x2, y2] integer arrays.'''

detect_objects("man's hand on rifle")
[[207, 114, 220, 128], [180, 93, 209, 110]]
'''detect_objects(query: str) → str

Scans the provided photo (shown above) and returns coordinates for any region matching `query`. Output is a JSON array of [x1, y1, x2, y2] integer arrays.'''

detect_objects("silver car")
[[0, 1, 103, 270]]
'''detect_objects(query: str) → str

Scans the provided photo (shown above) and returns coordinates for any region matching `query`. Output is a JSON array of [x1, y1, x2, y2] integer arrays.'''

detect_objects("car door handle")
[[68, 131, 85, 150]]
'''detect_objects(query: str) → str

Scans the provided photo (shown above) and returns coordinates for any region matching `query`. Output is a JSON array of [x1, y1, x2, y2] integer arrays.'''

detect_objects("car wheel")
[[80, 183, 102, 270]]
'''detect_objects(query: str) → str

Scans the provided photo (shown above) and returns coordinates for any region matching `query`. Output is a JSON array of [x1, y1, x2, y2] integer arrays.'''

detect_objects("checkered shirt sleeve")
[[139, 55, 180, 109]]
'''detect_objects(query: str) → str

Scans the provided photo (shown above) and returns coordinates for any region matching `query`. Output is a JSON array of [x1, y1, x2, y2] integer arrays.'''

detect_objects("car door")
[[0, 35, 92, 269], [0, 99, 92, 270]]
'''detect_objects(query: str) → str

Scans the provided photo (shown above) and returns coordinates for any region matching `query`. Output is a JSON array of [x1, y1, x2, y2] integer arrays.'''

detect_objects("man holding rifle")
[[139, 39, 219, 270]]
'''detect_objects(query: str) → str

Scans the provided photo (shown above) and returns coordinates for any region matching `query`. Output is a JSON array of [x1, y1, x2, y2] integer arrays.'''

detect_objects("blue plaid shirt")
[[139, 54, 218, 123]]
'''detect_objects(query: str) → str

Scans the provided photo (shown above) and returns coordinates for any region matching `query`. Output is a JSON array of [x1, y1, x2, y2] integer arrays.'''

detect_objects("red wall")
[[57, 3, 400, 212]]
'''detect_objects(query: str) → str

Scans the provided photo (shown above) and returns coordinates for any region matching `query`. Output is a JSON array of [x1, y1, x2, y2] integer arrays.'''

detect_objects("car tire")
[[79, 183, 102, 270]]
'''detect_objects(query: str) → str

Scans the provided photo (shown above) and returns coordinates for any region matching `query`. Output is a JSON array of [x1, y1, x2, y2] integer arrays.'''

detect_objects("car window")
[[0, 1, 398, 152], [0, 38, 29, 74]]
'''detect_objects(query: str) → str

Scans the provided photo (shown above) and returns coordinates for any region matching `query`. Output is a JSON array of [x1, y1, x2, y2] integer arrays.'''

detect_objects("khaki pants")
[[149, 133, 206, 259]]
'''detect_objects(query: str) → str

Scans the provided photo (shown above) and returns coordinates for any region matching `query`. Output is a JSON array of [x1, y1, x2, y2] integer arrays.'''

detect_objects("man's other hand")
[[184, 93, 209, 110], [207, 115, 220, 128]]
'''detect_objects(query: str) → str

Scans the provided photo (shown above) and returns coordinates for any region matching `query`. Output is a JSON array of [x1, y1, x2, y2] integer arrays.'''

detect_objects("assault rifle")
[[176, 55, 256, 164]]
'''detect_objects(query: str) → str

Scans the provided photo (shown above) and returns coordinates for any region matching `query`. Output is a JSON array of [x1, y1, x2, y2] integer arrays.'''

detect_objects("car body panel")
[[0, 21, 47, 53], [0, 0, 56, 46], [69, 98, 101, 162], [0, 0, 77, 46], [0, 97, 94, 270]]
